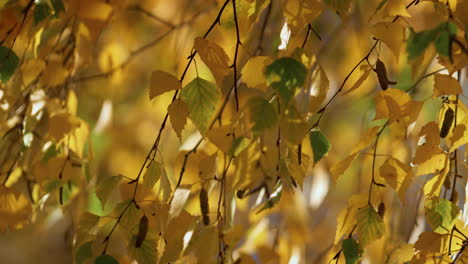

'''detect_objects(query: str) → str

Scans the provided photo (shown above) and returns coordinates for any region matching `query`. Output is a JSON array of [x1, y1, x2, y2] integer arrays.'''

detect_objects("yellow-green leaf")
[[181, 78, 220, 133], [357, 205, 385, 246]]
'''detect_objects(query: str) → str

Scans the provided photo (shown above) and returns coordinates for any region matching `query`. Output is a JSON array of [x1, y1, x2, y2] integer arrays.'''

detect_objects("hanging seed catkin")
[[200, 187, 210, 225], [135, 215, 148, 248], [440, 107, 454, 138]]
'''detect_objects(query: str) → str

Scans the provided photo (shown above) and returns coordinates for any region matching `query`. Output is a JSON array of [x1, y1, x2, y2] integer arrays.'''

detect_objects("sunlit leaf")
[[241, 56, 272, 90], [96, 175, 122, 209], [309, 129, 330, 164], [371, 22, 405, 61], [143, 161, 161, 191], [181, 77, 220, 133], [193, 37, 230, 82], [357, 205, 385, 246]]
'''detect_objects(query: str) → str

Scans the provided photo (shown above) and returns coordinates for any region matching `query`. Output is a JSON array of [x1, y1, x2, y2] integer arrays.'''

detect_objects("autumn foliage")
[[0, 0, 468, 263]]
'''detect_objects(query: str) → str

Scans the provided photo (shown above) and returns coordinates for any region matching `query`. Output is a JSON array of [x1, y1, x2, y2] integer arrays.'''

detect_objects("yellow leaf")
[[433, 74, 463, 98], [449, 122, 468, 152], [98, 42, 128, 72], [150, 70, 181, 100], [41, 60, 69, 87], [334, 194, 367, 244], [380, 156, 413, 202], [383, 0, 411, 17], [286, 147, 310, 188], [21, 59, 45, 86], [169, 186, 191, 220], [281, 0, 322, 32], [193, 37, 230, 82], [357, 205, 385, 247], [198, 153, 217, 181], [371, 22, 405, 61], [423, 161, 450, 197], [205, 126, 234, 153], [330, 153, 358, 184], [75, 0, 113, 20], [412, 122, 442, 165], [241, 56, 273, 90], [342, 65, 372, 95], [387, 244, 414, 264], [309, 65, 329, 113], [48, 112, 81, 141], [0, 186, 32, 232], [168, 98, 189, 140], [374, 88, 413, 122], [414, 231, 443, 255]]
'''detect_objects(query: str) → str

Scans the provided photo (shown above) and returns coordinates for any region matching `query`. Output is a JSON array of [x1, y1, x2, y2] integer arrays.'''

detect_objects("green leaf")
[[33, 2, 52, 25], [265, 57, 306, 104], [181, 77, 220, 133], [406, 28, 437, 60], [249, 97, 278, 136], [434, 23, 457, 57], [51, 0, 64, 17], [0, 46, 19, 83], [342, 237, 362, 264], [143, 161, 161, 190], [425, 197, 459, 234], [309, 129, 330, 163], [95, 254, 119, 264], [229, 137, 250, 157], [357, 205, 385, 246], [96, 175, 122, 209], [76, 241, 93, 264]]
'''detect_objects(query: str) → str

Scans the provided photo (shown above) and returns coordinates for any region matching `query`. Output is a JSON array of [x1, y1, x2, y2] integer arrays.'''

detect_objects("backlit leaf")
[[309, 129, 330, 164], [181, 77, 220, 133], [425, 197, 459, 234], [241, 56, 272, 90], [357, 205, 385, 246], [371, 22, 405, 61], [193, 37, 230, 82], [143, 161, 161, 191], [96, 175, 122, 209]]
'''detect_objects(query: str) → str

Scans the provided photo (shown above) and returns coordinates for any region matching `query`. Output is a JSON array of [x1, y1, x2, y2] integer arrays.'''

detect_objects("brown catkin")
[[200, 187, 210, 225], [135, 215, 148, 248], [375, 59, 397, 91], [378, 202, 385, 218], [440, 107, 454, 138]]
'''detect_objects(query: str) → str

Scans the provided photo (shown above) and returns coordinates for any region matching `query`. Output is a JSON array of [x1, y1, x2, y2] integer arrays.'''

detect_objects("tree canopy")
[[0, 0, 467, 263]]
